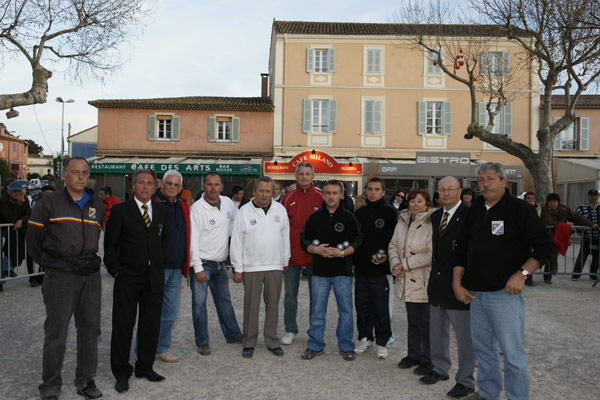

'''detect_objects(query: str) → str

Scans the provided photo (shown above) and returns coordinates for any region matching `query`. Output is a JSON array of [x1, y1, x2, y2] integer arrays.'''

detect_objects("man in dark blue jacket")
[[420, 176, 475, 399]]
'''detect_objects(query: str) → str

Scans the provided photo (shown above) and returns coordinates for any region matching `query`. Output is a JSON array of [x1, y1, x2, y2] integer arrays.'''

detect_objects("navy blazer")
[[428, 202, 470, 310]]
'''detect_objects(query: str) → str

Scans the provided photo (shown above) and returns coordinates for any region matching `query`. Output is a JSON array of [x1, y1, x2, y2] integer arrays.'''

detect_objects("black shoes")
[[42, 397, 58, 400], [339, 350, 355, 361], [447, 383, 475, 398], [397, 356, 420, 369], [301, 348, 323, 360], [134, 369, 165, 382], [268, 347, 284, 356], [114, 379, 129, 393], [413, 362, 433, 376], [525, 276, 534, 286], [419, 370, 449, 385], [77, 380, 103, 399], [242, 347, 254, 358]]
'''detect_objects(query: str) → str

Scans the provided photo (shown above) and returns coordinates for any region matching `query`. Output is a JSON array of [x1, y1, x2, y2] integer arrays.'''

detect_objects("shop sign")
[[264, 150, 362, 174], [90, 162, 260, 175], [415, 152, 472, 175]]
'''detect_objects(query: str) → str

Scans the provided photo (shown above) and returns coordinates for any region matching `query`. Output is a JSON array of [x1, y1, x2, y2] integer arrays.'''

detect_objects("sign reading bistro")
[[90, 162, 260, 175], [264, 150, 362, 174]]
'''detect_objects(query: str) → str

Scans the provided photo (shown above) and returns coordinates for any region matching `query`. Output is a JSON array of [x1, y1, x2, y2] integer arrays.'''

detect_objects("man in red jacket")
[[280, 162, 324, 345], [99, 186, 121, 228]]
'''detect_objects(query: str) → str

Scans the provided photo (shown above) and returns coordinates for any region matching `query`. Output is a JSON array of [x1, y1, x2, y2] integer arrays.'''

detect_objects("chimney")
[[261, 73, 269, 98]]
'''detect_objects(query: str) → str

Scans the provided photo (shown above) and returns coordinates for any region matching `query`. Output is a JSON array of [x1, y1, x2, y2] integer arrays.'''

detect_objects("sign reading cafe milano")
[[90, 162, 260, 175]]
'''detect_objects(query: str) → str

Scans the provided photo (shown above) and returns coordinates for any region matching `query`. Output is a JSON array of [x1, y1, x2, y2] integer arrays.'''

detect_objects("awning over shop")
[[265, 150, 362, 175], [88, 156, 261, 175]]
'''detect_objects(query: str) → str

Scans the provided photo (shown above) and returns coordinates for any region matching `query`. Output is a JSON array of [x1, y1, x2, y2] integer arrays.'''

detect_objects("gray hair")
[[131, 169, 156, 189], [295, 162, 314, 176], [438, 176, 461, 189], [476, 162, 506, 180], [162, 169, 183, 183], [254, 176, 275, 192]]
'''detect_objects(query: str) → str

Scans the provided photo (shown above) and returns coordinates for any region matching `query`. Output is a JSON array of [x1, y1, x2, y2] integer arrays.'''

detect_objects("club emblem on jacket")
[[88, 207, 96, 219], [250, 219, 257, 225], [334, 222, 345, 232], [274, 215, 281, 223], [491, 220, 504, 236], [375, 218, 385, 228], [209, 218, 216, 225]]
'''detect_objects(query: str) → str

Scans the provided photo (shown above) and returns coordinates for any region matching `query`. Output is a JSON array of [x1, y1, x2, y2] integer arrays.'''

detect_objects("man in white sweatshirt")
[[189, 172, 243, 356], [230, 176, 291, 359]]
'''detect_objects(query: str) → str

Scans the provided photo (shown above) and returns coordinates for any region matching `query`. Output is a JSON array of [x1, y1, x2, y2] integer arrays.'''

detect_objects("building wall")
[[549, 107, 600, 155]]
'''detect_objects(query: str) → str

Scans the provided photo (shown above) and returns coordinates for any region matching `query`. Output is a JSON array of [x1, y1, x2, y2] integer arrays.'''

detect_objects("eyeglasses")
[[164, 181, 182, 188], [438, 188, 459, 194], [396, 194, 404, 198]]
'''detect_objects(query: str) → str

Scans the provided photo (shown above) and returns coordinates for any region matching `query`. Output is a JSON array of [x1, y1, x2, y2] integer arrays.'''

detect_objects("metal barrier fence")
[[0, 222, 43, 287], [542, 225, 599, 287]]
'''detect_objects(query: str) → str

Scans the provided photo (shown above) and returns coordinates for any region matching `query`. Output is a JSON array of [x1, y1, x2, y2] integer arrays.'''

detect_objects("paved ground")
[[0, 251, 598, 399]]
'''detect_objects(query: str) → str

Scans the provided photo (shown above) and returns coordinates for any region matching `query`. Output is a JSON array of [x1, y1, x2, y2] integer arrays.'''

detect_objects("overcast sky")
[[0, 0, 403, 155]]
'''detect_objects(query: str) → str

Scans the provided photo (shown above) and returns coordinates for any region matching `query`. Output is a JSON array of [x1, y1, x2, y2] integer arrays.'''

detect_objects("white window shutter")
[[478, 102, 488, 129], [208, 116, 216, 142], [443, 102, 452, 136], [502, 51, 511, 76], [580, 117, 589, 150], [306, 48, 314, 73], [232, 117, 240, 142], [480, 51, 489, 76], [302, 99, 311, 133], [503, 102, 512, 136], [172, 115, 180, 140], [147, 115, 156, 140], [328, 48, 336, 73], [553, 117, 561, 150], [417, 101, 427, 135], [328, 99, 337, 133], [374, 100, 382, 134], [365, 100, 373, 134]]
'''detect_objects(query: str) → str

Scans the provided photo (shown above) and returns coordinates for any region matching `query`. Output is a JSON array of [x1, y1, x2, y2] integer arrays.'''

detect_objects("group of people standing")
[[27, 157, 557, 400]]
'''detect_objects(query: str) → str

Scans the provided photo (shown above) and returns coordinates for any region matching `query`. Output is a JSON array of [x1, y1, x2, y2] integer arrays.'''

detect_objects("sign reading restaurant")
[[264, 150, 362, 174], [90, 162, 260, 175]]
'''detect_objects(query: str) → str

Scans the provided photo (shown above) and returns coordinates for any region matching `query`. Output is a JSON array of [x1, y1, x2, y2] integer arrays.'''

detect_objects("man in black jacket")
[[27, 157, 105, 400], [353, 177, 396, 359], [104, 169, 170, 394], [452, 163, 555, 400], [300, 180, 363, 361], [420, 176, 475, 399]]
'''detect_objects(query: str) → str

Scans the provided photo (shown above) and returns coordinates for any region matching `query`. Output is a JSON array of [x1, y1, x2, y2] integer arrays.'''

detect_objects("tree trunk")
[[0, 63, 51, 110]]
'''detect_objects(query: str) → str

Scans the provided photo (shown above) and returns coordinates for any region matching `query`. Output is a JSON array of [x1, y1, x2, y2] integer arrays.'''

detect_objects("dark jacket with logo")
[[452, 191, 555, 292], [300, 202, 362, 277], [27, 188, 105, 272], [354, 198, 397, 276]]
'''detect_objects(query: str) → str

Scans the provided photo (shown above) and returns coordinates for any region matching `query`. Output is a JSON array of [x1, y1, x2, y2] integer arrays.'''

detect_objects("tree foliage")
[[0, 0, 152, 111], [397, 0, 600, 200], [24, 138, 42, 154]]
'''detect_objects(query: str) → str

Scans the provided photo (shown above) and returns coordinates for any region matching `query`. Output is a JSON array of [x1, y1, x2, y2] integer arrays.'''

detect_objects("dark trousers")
[[405, 302, 431, 363], [111, 269, 163, 380], [39, 269, 101, 397], [27, 254, 44, 284], [354, 273, 392, 346]]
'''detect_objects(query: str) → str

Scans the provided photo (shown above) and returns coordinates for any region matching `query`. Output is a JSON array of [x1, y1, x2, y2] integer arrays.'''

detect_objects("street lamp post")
[[56, 97, 74, 177]]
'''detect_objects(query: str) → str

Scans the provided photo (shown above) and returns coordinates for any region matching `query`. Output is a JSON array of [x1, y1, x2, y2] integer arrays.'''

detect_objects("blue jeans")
[[189, 260, 242, 346], [0, 254, 11, 286], [156, 269, 182, 354], [307, 275, 354, 352], [470, 290, 529, 400], [283, 265, 312, 334]]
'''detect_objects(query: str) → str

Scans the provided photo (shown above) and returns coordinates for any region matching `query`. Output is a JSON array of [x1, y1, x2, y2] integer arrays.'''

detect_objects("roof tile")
[[88, 97, 274, 112]]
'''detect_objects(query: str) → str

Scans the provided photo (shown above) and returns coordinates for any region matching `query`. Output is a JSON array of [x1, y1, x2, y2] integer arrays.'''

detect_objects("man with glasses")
[[572, 189, 600, 281]]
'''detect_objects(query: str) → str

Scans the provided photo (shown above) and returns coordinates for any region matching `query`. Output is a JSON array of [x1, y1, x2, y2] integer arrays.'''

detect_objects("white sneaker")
[[376, 345, 388, 359], [354, 338, 374, 354], [155, 352, 179, 363], [281, 332, 296, 345]]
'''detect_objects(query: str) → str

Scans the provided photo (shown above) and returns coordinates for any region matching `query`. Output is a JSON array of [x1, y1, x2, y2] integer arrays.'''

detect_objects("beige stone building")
[[266, 21, 540, 197]]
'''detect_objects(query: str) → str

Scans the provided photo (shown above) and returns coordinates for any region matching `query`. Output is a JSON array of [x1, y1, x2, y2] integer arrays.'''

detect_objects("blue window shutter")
[[480, 51, 489, 76], [306, 48, 314, 73], [302, 99, 311, 133], [443, 102, 452, 136], [580, 117, 589, 150], [328, 48, 336, 73], [232, 117, 240, 142], [502, 51, 510, 76], [147, 115, 156, 140], [365, 100, 374, 134], [503, 102, 512, 136], [208, 116, 216, 142], [553, 117, 561, 150], [172, 115, 180, 140], [328, 99, 337, 133], [478, 102, 488, 129], [417, 101, 427, 135]]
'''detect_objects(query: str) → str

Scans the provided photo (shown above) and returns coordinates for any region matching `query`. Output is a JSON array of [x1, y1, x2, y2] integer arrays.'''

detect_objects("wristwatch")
[[519, 268, 529, 276]]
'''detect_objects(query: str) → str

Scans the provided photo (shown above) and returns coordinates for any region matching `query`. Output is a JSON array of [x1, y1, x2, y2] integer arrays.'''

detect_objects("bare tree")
[[397, 0, 600, 200], [0, 0, 152, 111]]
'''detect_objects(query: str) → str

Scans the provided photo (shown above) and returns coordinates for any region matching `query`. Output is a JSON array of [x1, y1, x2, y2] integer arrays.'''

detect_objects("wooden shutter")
[[580, 117, 589, 150], [328, 99, 337, 133], [147, 115, 156, 140], [208, 116, 216, 142], [417, 101, 427, 135], [503, 102, 512, 136], [172, 115, 180, 140], [442, 102, 452, 135], [328, 48, 336, 73], [232, 117, 240, 142], [302, 99, 311, 133], [306, 48, 314, 73]]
